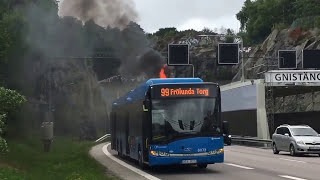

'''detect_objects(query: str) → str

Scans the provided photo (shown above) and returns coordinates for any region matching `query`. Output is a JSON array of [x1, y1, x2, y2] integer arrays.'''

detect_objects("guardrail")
[[95, 134, 111, 143], [231, 135, 272, 145]]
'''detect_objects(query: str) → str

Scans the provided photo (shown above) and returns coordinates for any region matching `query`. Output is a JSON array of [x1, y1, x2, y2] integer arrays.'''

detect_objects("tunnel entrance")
[[266, 83, 320, 136], [273, 111, 320, 134]]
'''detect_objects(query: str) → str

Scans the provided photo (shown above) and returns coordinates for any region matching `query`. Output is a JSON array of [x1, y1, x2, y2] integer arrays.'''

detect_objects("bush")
[[0, 114, 8, 153], [274, 23, 288, 31], [0, 87, 26, 153]]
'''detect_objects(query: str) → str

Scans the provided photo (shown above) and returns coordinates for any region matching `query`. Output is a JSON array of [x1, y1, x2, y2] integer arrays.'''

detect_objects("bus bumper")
[[148, 153, 224, 166]]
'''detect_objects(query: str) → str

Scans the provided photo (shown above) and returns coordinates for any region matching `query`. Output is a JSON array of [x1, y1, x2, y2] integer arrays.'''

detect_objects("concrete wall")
[[256, 82, 270, 139], [221, 80, 270, 139], [221, 83, 257, 112], [222, 110, 257, 137]]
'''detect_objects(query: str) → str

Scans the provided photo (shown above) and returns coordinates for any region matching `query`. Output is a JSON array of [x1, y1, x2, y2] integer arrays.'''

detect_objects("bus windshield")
[[151, 98, 221, 143]]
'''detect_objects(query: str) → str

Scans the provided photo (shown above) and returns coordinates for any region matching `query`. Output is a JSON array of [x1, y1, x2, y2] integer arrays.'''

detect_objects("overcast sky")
[[58, 0, 245, 33], [133, 0, 246, 33]]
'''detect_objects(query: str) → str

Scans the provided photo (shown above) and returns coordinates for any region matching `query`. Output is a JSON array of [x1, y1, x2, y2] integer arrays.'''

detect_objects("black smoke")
[[59, 0, 138, 30], [59, 0, 165, 79]]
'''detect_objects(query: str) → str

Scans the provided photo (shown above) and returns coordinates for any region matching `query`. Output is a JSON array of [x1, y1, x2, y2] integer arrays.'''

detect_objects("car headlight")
[[296, 140, 305, 145], [150, 151, 169, 157]]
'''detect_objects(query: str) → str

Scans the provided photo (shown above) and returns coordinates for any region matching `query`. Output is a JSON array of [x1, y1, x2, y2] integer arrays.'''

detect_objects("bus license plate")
[[181, 160, 197, 164]]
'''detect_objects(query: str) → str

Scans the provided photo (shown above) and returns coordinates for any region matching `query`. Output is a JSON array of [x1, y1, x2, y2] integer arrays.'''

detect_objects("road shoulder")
[[89, 143, 149, 180]]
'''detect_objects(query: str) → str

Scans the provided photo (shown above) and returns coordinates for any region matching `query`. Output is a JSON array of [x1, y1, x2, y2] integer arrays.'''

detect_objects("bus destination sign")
[[160, 88, 209, 97]]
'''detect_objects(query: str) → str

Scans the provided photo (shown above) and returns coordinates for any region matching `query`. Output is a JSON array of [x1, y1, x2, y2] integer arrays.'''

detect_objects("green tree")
[[201, 27, 216, 35], [154, 27, 178, 37], [0, 9, 26, 88], [237, 0, 320, 45]]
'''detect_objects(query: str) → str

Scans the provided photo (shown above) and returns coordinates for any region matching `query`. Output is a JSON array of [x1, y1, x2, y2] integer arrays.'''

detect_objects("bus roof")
[[112, 78, 203, 106]]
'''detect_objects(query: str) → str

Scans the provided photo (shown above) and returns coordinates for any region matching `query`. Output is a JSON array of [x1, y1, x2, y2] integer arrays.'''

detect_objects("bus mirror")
[[143, 100, 151, 111], [190, 121, 195, 130], [178, 120, 184, 130], [222, 121, 229, 134]]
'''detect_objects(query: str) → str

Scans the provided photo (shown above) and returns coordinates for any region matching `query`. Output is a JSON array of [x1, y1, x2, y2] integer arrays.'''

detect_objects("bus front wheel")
[[197, 164, 207, 168]]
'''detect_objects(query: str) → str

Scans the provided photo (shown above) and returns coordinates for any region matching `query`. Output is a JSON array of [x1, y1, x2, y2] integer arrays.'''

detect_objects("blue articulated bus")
[[110, 78, 228, 168]]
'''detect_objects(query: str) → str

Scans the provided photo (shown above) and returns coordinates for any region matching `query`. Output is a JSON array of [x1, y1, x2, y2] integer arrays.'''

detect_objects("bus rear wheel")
[[197, 164, 207, 168], [118, 141, 123, 157]]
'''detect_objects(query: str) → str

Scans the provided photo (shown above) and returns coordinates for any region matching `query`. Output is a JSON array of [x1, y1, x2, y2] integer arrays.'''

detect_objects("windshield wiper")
[[153, 135, 166, 141]]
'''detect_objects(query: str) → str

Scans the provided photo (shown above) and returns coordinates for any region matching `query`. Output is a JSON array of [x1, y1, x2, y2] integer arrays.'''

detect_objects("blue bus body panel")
[[112, 78, 203, 106], [149, 137, 224, 166]]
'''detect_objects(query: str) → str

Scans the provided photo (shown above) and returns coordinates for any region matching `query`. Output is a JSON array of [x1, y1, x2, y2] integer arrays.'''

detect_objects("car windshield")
[[151, 98, 221, 143], [291, 128, 318, 136]]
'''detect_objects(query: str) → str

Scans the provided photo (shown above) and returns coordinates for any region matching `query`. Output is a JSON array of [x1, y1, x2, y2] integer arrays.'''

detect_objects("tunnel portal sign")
[[265, 70, 320, 84]]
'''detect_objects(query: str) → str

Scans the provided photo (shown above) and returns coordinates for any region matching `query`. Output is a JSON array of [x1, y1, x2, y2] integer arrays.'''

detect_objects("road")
[[90, 143, 320, 180]]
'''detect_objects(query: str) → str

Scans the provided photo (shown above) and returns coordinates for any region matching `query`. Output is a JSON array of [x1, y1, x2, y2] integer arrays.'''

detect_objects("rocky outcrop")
[[152, 34, 235, 84], [233, 28, 320, 112], [151, 28, 320, 112], [21, 59, 108, 138], [233, 28, 320, 81]]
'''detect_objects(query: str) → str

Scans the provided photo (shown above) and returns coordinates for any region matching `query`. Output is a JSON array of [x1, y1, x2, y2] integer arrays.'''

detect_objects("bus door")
[[125, 113, 130, 155], [110, 112, 116, 149], [143, 99, 152, 162]]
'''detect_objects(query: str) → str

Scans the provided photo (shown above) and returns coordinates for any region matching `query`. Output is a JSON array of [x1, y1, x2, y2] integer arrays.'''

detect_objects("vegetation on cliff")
[[237, 0, 320, 45]]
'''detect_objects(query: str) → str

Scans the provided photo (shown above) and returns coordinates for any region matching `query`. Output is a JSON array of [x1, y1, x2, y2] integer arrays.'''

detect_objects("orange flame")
[[159, 65, 167, 78]]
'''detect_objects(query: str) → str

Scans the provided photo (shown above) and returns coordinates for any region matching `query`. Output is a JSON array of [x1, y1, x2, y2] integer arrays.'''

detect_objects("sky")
[[132, 0, 246, 33], [58, 0, 246, 33]]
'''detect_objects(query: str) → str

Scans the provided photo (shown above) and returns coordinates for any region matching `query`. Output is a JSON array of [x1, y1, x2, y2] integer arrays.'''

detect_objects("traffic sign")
[[303, 50, 320, 69], [278, 50, 297, 69], [168, 44, 189, 65], [218, 43, 239, 65]]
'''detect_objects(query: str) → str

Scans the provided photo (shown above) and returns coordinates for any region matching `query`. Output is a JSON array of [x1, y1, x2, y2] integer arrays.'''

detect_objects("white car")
[[272, 125, 320, 156]]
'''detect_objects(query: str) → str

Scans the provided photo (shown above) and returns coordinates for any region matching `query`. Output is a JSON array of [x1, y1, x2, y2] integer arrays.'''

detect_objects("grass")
[[0, 167, 27, 180], [0, 137, 117, 180]]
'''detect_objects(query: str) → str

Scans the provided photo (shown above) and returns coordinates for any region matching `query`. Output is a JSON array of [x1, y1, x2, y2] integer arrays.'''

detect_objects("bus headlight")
[[150, 151, 170, 157], [150, 150, 158, 156], [208, 150, 217, 155], [208, 148, 224, 155], [158, 151, 170, 157]]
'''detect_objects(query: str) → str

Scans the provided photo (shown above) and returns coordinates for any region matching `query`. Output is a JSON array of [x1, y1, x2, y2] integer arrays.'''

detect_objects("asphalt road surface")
[[90, 143, 320, 180]]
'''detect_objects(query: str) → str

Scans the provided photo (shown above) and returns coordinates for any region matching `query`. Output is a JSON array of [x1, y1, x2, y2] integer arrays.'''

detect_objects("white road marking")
[[224, 163, 254, 170], [279, 158, 307, 163], [279, 175, 308, 180], [102, 143, 161, 180], [279, 158, 306, 164]]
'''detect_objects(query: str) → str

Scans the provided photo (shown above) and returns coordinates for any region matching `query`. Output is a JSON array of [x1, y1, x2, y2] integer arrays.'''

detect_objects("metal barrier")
[[95, 134, 111, 143], [231, 135, 272, 145]]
